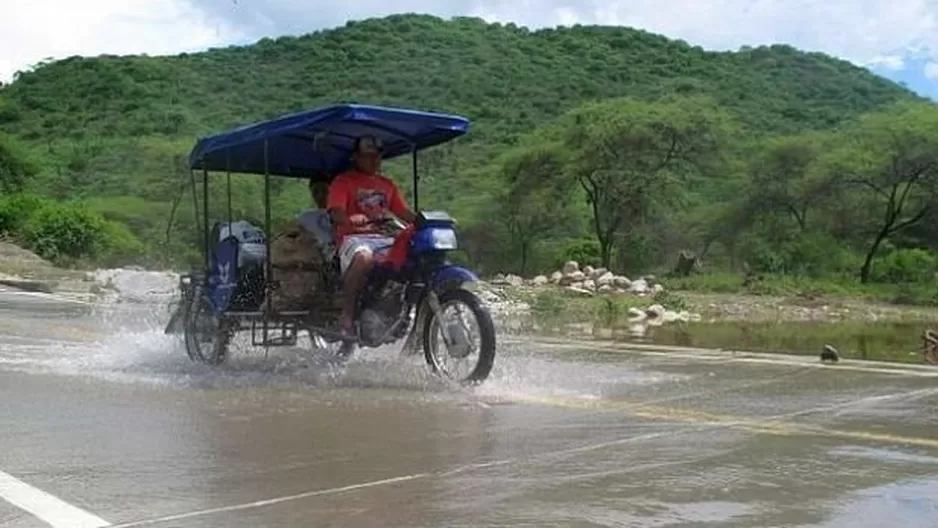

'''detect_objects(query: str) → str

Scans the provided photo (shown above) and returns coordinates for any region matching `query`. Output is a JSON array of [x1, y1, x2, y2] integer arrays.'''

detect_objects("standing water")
[[0, 269, 937, 527]]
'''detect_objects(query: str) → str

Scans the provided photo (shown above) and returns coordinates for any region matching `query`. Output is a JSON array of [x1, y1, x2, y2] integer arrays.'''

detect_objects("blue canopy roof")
[[188, 103, 471, 180]]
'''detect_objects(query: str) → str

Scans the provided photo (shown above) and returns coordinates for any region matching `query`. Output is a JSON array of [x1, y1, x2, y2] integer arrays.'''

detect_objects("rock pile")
[[489, 261, 665, 297], [87, 267, 180, 304]]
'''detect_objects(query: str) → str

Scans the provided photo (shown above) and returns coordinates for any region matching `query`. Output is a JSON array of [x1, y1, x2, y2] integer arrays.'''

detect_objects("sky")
[[1, 0, 937, 99]]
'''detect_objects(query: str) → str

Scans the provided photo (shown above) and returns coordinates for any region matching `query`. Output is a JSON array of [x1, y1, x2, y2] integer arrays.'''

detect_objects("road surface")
[[1, 286, 937, 527]]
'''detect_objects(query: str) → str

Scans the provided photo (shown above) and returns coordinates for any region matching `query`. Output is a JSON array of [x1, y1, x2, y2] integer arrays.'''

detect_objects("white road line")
[[109, 473, 427, 527], [0, 470, 111, 528]]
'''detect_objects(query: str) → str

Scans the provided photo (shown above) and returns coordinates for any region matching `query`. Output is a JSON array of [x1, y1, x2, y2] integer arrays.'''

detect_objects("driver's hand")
[[349, 214, 369, 226]]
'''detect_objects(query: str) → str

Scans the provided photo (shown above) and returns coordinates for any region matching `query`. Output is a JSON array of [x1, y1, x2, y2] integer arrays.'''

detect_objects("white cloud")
[[867, 56, 907, 71], [0, 0, 245, 83], [926, 62, 938, 82], [2, 0, 938, 89]]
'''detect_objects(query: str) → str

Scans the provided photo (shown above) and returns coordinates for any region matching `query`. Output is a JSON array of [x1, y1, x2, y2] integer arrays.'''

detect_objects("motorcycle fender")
[[429, 265, 479, 293], [164, 303, 186, 335]]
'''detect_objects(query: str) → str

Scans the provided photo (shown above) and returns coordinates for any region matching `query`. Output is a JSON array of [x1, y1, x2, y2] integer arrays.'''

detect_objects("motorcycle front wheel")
[[422, 288, 497, 384]]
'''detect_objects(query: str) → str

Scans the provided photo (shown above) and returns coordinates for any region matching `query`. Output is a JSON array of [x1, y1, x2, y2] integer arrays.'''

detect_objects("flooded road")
[[1, 286, 938, 527]]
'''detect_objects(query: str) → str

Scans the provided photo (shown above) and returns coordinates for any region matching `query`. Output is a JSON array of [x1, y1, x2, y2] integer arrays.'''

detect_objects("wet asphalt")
[[1, 287, 937, 527]]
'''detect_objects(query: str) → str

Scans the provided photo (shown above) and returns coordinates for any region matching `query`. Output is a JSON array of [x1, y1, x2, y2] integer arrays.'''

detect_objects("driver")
[[326, 135, 416, 338]]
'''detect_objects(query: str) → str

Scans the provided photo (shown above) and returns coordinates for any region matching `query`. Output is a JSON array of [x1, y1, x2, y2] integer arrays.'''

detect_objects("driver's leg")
[[337, 237, 375, 335]]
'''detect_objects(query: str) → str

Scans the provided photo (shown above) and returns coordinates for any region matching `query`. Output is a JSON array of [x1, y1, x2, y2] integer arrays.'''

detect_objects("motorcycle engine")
[[359, 281, 408, 347]]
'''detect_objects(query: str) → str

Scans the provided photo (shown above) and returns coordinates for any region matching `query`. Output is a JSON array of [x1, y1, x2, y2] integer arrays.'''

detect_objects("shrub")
[[0, 193, 48, 235], [20, 202, 109, 262], [872, 249, 938, 284], [555, 238, 601, 269], [6, 196, 146, 265]]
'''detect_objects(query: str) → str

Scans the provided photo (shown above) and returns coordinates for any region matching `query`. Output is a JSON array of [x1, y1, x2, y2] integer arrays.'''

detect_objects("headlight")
[[430, 228, 458, 250]]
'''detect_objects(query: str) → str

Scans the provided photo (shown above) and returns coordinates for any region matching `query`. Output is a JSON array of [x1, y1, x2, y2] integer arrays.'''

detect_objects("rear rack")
[[223, 310, 310, 347]]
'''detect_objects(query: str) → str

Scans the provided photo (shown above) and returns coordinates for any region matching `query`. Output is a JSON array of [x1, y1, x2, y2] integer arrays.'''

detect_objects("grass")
[[502, 273, 938, 364], [660, 272, 938, 306]]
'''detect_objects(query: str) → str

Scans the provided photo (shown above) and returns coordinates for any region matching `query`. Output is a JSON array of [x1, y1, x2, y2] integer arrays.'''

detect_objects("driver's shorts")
[[337, 235, 395, 275]]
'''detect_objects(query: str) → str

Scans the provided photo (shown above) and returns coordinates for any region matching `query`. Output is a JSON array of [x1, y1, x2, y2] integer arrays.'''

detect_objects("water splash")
[[0, 268, 680, 408]]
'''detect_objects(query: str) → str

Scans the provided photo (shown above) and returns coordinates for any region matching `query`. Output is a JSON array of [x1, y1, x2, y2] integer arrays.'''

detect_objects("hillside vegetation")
[[1, 14, 937, 304]]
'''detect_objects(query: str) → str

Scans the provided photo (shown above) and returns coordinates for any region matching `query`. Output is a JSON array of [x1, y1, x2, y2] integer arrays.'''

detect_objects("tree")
[[0, 133, 38, 193], [494, 143, 576, 275], [824, 102, 938, 283], [558, 96, 734, 268], [742, 132, 834, 231]]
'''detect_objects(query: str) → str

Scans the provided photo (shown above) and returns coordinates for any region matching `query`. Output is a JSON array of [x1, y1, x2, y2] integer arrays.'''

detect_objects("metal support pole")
[[226, 150, 232, 232], [263, 139, 272, 357], [411, 147, 419, 211], [202, 167, 209, 275]]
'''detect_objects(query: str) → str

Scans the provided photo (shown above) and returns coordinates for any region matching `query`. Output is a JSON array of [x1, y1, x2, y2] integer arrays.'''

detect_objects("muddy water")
[[1, 285, 937, 527], [534, 319, 931, 364]]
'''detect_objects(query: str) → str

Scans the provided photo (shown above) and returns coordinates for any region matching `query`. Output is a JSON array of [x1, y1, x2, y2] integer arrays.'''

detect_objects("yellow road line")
[[504, 393, 938, 450]]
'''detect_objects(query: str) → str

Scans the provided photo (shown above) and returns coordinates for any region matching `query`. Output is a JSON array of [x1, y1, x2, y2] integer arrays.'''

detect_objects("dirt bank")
[[4, 241, 938, 324]]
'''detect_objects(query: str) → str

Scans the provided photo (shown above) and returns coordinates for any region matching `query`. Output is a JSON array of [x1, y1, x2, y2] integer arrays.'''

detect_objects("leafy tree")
[[741, 132, 835, 231], [823, 102, 938, 283], [557, 95, 734, 268], [493, 143, 577, 274]]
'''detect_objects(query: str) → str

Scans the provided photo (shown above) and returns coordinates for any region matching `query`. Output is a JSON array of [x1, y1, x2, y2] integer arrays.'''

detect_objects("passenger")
[[327, 135, 416, 339], [296, 178, 334, 258]]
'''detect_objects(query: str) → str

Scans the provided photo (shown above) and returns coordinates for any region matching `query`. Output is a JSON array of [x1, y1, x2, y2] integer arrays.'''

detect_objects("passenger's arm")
[[326, 178, 366, 228]]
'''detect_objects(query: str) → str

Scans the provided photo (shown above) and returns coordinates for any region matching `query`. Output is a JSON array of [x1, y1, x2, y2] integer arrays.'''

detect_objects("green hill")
[[0, 14, 930, 282], [1, 15, 916, 143]]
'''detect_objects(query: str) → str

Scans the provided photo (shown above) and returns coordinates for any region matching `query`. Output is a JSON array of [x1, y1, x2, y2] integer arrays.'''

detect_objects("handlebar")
[[359, 216, 407, 231]]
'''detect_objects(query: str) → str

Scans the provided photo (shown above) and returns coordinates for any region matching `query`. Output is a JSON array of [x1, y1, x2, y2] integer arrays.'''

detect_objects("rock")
[[613, 276, 631, 288], [629, 278, 649, 294], [645, 304, 666, 318], [596, 271, 615, 287], [652, 283, 665, 294], [679, 311, 700, 322], [582, 279, 596, 291], [662, 310, 681, 323], [672, 249, 702, 277], [504, 274, 524, 287], [598, 284, 613, 294], [628, 321, 648, 337], [583, 265, 595, 276], [589, 267, 608, 280], [533, 275, 549, 286], [570, 281, 585, 289], [562, 261, 579, 275], [628, 307, 647, 320], [477, 288, 502, 304], [820, 344, 840, 363], [644, 275, 657, 283], [566, 286, 594, 296], [550, 271, 563, 284]]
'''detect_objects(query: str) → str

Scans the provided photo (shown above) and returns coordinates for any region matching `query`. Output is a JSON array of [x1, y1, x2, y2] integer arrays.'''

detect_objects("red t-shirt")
[[326, 171, 408, 244]]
